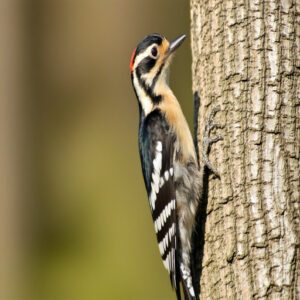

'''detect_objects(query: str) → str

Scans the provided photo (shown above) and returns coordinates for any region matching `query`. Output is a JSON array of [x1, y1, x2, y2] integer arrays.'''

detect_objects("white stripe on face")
[[133, 42, 168, 89], [132, 72, 153, 115], [133, 46, 155, 70]]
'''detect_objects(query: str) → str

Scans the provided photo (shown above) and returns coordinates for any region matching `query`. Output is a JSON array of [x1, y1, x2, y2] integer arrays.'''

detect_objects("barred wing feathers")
[[139, 109, 179, 292]]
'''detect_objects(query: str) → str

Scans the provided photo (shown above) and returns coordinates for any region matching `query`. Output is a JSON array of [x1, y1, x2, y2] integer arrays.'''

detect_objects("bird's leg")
[[202, 105, 223, 176]]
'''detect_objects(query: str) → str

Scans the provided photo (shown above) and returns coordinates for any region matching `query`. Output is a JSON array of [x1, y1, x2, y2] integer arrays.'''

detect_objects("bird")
[[130, 33, 222, 300]]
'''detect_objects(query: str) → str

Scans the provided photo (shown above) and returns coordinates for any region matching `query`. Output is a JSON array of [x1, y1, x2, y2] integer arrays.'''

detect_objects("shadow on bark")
[[191, 169, 210, 299], [191, 91, 211, 299]]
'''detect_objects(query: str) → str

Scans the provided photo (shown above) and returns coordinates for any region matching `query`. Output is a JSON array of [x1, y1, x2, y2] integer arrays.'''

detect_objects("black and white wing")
[[139, 109, 179, 292]]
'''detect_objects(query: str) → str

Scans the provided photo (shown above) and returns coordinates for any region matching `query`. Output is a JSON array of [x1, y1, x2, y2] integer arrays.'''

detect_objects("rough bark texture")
[[190, 0, 300, 299]]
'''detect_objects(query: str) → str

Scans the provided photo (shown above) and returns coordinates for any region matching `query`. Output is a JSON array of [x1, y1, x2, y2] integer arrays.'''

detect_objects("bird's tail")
[[172, 254, 182, 300], [180, 263, 197, 300]]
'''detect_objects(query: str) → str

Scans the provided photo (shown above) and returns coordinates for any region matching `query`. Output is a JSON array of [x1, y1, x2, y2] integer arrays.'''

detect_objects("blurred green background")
[[1, 1, 193, 299]]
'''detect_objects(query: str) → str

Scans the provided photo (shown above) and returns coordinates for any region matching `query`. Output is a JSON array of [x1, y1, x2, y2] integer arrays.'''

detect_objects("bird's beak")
[[168, 34, 186, 55]]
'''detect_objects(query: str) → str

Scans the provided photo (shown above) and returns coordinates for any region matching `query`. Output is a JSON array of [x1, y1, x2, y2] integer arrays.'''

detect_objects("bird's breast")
[[159, 93, 196, 164]]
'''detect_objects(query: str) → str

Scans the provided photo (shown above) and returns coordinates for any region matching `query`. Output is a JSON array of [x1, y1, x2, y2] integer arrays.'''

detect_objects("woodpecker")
[[130, 33, 221, 300]]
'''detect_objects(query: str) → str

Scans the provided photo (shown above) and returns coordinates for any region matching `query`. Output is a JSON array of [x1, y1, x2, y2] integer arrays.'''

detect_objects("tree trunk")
[[190, 0, 300, 299]]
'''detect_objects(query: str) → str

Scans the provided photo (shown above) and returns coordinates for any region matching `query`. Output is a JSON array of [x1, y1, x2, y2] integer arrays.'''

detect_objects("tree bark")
[[190, 0, 300, 299]]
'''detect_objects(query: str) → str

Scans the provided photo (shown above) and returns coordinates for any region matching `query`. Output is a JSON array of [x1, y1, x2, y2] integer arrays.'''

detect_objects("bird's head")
[[130, 33, 186, 104]]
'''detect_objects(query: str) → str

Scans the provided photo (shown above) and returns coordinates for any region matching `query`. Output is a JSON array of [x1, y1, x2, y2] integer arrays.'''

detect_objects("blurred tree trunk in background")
[[0, 1, 28, 299], [191, 0, 299, 299]]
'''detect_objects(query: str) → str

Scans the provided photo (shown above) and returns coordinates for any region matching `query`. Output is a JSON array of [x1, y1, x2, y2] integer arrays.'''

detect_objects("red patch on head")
[[129, 48, 136, 73]]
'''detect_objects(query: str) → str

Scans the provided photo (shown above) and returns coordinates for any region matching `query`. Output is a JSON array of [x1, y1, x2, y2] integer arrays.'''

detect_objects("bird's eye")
[[151, 47, 158, 58]]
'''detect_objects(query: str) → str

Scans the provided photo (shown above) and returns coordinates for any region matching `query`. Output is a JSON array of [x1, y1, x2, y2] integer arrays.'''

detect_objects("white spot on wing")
[[163, 209, 167, 223], [149, 191, 156, 209], [159, 177, 164, 188], [153, 154, 162, 174], [164, 171, 169, 181], [151, 177, 159, 194], [156, 141, 162, 152], [149, 142, 162, 210]]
